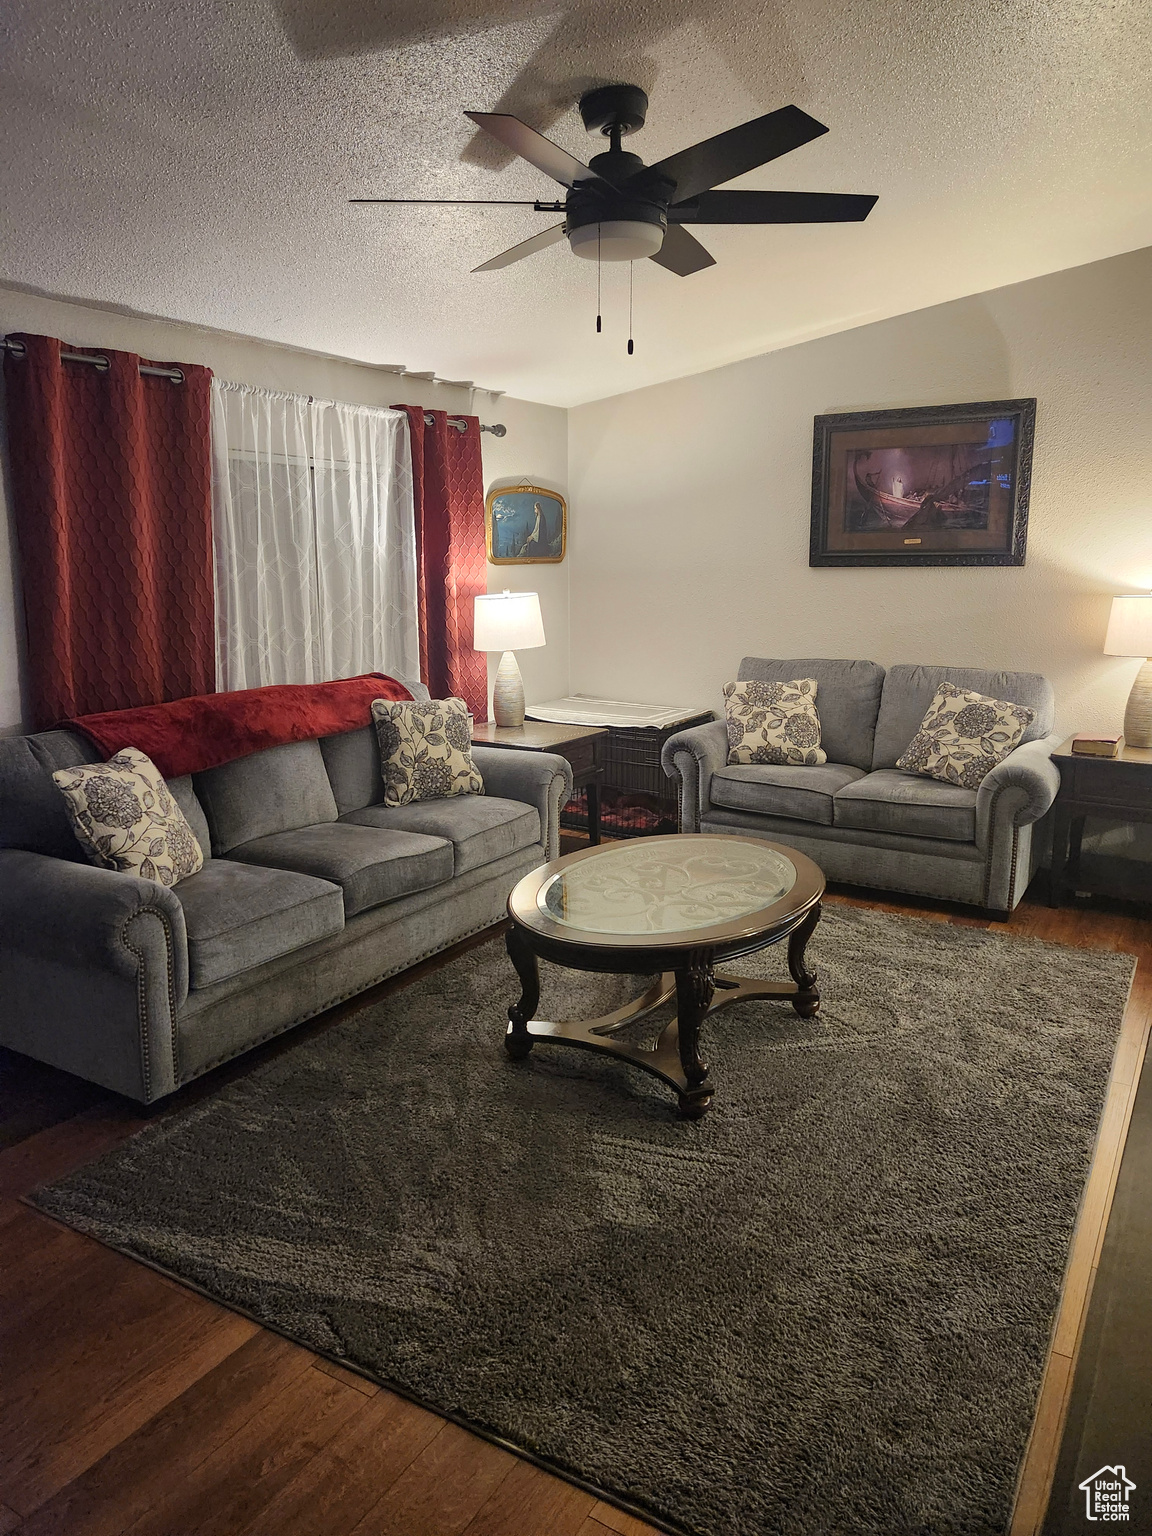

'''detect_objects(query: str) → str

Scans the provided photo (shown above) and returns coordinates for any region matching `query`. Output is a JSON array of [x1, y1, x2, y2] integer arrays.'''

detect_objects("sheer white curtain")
[[210, 381, 419, 691]]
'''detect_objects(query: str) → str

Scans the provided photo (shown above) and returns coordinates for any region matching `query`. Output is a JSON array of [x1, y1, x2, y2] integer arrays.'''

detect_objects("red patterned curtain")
[[396, 405, 488, 720], [3, 333, 215, 729]]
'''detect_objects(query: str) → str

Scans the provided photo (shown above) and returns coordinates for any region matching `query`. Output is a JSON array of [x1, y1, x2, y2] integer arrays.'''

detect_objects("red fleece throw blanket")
[[69, 674, 413, 778]]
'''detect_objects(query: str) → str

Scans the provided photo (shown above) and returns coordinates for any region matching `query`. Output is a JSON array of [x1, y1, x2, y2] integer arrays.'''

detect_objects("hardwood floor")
[[0, 876, 1147, 1536]]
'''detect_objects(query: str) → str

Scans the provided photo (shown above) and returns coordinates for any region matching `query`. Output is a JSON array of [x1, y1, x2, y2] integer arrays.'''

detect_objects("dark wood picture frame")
[[809, 398, 1036, 567]]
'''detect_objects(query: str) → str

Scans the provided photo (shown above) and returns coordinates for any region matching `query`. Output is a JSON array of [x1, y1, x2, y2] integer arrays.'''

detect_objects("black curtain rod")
[[2, 338, 508, 433], [2, 335, 184, 382]]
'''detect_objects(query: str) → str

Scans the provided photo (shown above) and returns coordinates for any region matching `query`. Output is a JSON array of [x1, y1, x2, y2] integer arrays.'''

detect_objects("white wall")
[[8, 245, 1151, 742], [0, 287, 568, 732], [567, 246, 1152, 742], [476, 404, 569, 714]]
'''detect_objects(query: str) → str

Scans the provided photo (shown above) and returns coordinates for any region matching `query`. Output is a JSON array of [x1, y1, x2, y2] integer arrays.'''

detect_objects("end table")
[[471, 720, 608, 844], [1049, 738, 1152, 906]]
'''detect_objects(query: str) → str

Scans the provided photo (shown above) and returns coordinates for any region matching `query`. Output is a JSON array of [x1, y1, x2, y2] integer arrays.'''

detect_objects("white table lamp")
[[474, 590, 546, 727], [1104, 593, 1152, 748]]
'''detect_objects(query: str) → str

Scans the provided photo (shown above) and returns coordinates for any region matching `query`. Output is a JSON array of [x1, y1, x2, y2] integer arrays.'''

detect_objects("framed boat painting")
[[809, 398, 1036, 567], [485, 484, 567, 564]]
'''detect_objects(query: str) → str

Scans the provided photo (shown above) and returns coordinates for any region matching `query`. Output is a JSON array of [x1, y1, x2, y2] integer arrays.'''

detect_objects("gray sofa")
[[0, 683, 571, 1104], [662, 658, 1061, 916]]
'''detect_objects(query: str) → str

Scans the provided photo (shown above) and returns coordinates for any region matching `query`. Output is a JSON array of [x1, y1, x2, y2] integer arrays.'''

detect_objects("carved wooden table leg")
[[787, 901, 821, 1017], [675, 960, 715, 1118], [505, 924, 540, 1060]]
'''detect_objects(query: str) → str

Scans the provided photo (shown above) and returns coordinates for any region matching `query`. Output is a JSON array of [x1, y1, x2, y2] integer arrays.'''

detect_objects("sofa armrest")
[[471, 747, 573, 862], [661, 720, 729, 833], [0, 849, 189, 1102], [975, 734, 1063, 852]]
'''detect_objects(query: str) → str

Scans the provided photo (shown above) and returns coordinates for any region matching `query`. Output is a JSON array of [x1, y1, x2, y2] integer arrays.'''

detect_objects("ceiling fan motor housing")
[[566, 152, 676, 261]]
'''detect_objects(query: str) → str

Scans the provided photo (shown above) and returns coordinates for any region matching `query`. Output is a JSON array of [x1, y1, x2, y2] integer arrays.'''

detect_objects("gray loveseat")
[[662, 658, 1061, 916], [0, 683, 571, 1104]]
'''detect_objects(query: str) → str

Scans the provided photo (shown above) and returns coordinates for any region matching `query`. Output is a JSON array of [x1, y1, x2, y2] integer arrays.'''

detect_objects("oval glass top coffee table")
[[504, 834, 825, 1118]]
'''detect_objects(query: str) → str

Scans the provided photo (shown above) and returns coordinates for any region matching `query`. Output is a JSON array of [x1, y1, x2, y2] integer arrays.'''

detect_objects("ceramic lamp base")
[[493, 650, 525, 728], [1123, 658, 1152, 749]]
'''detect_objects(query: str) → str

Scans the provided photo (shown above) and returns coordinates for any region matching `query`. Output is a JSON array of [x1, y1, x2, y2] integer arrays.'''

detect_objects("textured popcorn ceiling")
[[1, 0, 1149, 406]]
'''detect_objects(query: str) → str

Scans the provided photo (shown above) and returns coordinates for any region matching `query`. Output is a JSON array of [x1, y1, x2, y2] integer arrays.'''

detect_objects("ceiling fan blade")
[[472, 222, 567, 272], [644, 105, 829, 204], [350, 197, 564, 208], [670, 190, 878, 223], [465, 112, 605, 189], [649, 224, 715, 277]]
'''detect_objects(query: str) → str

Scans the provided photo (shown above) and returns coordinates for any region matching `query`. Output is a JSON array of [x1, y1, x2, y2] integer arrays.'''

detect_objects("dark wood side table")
[[1049, 738, 1152, 906], [471, 720, 608, 845]]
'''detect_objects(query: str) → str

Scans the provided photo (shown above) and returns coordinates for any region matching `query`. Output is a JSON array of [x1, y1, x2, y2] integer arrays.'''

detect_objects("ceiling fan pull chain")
[[627, 262, 634, 355], [596, 225, 602, 333]]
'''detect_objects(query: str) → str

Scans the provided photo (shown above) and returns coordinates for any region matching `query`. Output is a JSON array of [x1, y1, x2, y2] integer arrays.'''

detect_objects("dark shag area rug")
[[30, 907, 1135, 1536]]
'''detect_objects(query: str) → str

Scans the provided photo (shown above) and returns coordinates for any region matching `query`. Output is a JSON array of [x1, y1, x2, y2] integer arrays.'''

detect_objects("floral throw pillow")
[[372, 696, 484, 806], [53, 747, 204, 886], [723, 678, 827, 767], [896, 682, 1034, 789]]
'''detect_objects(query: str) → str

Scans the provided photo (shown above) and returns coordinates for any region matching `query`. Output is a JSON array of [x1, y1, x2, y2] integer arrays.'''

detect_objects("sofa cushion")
[[872, 665, 1054, 769], [194, 739, 339, 854], [340, 795, 539, 876], [318, 688, 436, 814], [896, 682, 1034, 789], [0, 731, 97, 859], [227, 823, 453, 916], [736, 658, 885, 771], [710, 763, 865, 826], [833, 769, 977, 842], [52, 748, 204, 886], [372, 697, 484, 806], [0, 730, 214, 868], [723, 678, 827, 767], [166, 775, 213, 856], [175, 860, 345, 989], [320, 725, 383, 815]]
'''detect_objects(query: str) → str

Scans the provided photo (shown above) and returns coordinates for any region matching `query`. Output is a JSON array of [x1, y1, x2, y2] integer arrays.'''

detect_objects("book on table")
[[1071, 733, 1123, 758]]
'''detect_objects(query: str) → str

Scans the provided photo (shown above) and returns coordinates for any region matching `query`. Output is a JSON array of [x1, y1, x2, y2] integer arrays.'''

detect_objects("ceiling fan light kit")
[[568, 220, 663, 261]]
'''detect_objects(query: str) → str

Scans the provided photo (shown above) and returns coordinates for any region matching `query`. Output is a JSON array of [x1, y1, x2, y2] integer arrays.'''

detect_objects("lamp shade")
[[1104, 594, 1152, 658], [473, 590, 546, 652], [569, 221, 665, 262]]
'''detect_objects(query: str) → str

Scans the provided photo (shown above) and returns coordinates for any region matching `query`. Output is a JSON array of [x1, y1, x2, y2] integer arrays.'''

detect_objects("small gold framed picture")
[[485, 484, 566, 564]]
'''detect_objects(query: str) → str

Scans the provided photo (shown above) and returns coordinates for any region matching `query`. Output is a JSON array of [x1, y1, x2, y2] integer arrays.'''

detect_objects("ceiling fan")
[[352, 84, 877, 277]]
